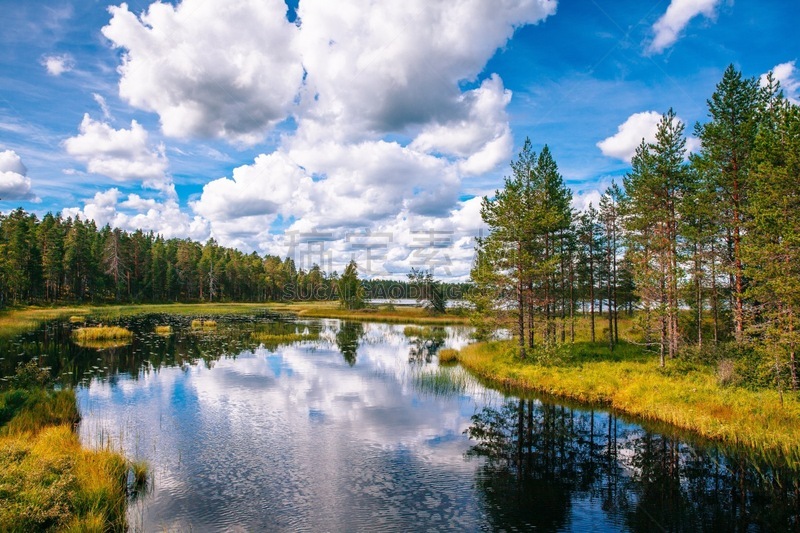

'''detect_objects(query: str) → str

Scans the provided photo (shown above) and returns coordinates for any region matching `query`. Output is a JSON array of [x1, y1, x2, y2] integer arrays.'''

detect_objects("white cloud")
[[597, 111, 662, 162], [597, 111, 697, 162], [295, 0, 555, 140], [65, 187, 209, 241], [102, 0, 304, 145], [63, 114, 170, 190], [92, 93, 112, 120], [41, 53, 74, 76], [648, 0, 720, 55], [0, 150, 36, 200], [761, 60, 800, 104]]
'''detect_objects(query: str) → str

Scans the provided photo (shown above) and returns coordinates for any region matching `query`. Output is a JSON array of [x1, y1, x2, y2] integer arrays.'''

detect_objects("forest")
[[0, 210, 468, 306], [472, 65, 800, 391]]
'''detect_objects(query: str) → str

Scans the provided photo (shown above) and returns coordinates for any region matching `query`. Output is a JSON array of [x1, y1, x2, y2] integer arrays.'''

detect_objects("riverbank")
[[0, 384, 144, 530], [457, 340, 800, 467]]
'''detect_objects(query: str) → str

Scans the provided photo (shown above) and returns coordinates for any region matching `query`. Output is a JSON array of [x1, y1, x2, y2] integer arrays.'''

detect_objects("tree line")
[[473, 65, 800, 391], [0, 211, 468, 306]]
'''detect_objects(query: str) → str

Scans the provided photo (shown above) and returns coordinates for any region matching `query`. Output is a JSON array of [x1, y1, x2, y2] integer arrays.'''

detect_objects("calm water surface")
[[2, 312, 799, 531]]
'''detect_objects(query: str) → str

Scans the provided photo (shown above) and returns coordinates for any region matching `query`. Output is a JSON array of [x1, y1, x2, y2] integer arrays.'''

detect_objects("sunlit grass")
[[71, 327, 133, 349], [279, 301, 469, 325], [0, 388, 147, 531], [438, 348, 459, 364], [191, 319, 217, 330], [458, 340, 800, 467], [154, 325, 172, 335]]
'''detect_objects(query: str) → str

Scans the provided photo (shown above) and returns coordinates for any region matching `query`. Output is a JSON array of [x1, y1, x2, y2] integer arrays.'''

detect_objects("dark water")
[[1, 313, 799, 531]]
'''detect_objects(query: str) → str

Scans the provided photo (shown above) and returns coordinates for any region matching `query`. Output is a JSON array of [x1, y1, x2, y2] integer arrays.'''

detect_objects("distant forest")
[[0, 208, 469, 306]]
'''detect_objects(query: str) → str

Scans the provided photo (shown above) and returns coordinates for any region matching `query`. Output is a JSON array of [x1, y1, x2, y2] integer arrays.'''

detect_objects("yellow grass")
[[457, 340, 800, 467], [72, 326, 133, 342], [191, 319, 217, 329], [438, 348, 459, 363], [154, 325, 172, 335], [271, 301, 469, 325], [0, 388, 146, 531], [251, 332, 320, 343]]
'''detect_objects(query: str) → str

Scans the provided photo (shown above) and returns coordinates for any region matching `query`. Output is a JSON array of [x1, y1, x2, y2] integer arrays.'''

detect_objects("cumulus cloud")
[[597, 111, 662, 162], [64, 187, 209, 241], [0, 150, 36, 200], [102, 0, 304, 145], [761, 60, 800, 104], [41, 53, 74, 75], [597, 111, 698, 162], [63, 114, 170, 190], [648, 0, 720, 55]]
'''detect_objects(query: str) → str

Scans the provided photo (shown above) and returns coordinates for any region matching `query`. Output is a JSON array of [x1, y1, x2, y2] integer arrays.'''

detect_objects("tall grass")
[[458, 340, 800, 467], [154, 325, 172, 335], [413, 367, 471, 397], [0, 388, 146, 531], [191, 319, 217, 329], [438, 348, 459, 364]]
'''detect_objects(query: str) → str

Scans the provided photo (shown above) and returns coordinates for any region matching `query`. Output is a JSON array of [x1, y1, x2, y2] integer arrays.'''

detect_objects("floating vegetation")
[[251, 332, 320, 344], [154, 325, 172, 335], [438, 348, 459, 364], [403, 326, 447, 342], [72, 326, 133, 349]]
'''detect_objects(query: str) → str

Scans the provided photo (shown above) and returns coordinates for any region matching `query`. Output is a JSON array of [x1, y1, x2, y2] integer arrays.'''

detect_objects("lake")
[[1, 311, 798, 531]]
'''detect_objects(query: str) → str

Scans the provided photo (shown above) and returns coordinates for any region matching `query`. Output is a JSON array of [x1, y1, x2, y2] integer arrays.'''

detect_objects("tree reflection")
[[406, 326, 446, 364], [335, 321, 364, 366], [465, 400, 800, 532]]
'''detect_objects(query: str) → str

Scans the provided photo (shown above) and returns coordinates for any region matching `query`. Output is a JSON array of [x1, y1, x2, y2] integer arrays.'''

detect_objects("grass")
[[250, 331, 320, 343], [0, 387, 146, 531], [71, 327, 133, 349], [191, 319, 217, 329], [154, 325, 172, 335], [403, 325, 448, 340], [438, 348, 459, 364], [413, 367, 471, 397], [270, 301, 469, 325], [457, 339, 800, 467]]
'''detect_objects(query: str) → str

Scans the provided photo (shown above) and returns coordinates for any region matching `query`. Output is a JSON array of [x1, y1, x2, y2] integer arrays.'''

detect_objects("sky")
[[0, 0, 798, 280]]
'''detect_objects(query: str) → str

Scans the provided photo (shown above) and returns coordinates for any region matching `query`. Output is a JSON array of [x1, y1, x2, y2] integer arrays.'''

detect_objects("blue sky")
[[0, 0, 798, 278]]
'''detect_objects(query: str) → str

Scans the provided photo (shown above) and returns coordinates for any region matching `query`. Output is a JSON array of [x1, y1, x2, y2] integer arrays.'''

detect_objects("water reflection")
[[466, 400, 800, 531], [335, 321, 364, 366], [2, 315, 799, 531]]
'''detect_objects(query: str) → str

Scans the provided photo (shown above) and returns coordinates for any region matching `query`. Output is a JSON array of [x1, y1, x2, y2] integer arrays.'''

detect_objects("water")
[[2, 312, 799, 531]]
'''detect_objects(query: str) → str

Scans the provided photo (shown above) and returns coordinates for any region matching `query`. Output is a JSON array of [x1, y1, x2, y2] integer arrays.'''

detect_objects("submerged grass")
[[458, 340, 800, 467], [0, 387, 145, 531]]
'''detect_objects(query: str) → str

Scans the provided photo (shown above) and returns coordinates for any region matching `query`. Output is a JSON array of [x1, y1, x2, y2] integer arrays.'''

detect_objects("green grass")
[[457, 339, 800, 467], [413, 367, 471, 397], [0, 388, 146, 531], [250, 332, 320, 343], [273, 301, 469, 325]]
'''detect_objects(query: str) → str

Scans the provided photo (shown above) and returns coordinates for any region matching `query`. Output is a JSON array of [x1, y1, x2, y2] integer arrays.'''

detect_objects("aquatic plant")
[[413, 367, 470, 397], [72, 326, 133, 342], [154, 325, 172, 335]]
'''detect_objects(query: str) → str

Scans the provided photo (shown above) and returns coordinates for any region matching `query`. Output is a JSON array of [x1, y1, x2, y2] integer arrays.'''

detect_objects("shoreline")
[[456, 340, 800, 469]]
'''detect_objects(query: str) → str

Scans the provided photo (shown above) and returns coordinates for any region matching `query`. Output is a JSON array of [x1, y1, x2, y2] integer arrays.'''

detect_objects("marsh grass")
[[458, 340, 800, 467], [438, 348, 459, 364], [251, 332, 320, 343], [403, 326, 448, 341], [191, 319, 217, 330], [413, 367, 471, 397], [72, 326, 133, 342], [0, 388, 144, 531], [154, 325, 172, 335], [69, 315, 86, 324], [280, 301, 469, 325]]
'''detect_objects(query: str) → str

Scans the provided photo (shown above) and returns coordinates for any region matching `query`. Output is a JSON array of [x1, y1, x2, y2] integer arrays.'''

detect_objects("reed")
[[414, 367, 470, 397]]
